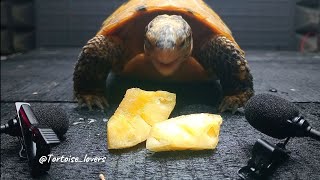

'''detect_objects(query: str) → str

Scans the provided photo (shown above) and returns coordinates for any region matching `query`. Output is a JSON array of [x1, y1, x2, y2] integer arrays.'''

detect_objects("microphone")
[[239, 94, 319, 179], [32, 105, 69, 138], [1, 104, 69, 138], [1, 102, 69, 176], [244, 93, 320, 141]]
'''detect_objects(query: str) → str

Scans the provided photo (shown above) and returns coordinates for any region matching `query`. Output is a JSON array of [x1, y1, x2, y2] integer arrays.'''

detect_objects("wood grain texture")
[[1, 49, 319, 102], [1, 102, 319, 179], [1, 49, 320, 179]]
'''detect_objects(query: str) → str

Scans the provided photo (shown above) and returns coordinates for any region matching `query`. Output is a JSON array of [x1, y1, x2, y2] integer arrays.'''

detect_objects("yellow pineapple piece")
[[146, 113, 222, 152], [107, 88, 176, 149]]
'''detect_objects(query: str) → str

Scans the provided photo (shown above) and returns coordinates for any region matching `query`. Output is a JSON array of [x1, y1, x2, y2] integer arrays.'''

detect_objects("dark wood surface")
[[1, 49, 320, 180]]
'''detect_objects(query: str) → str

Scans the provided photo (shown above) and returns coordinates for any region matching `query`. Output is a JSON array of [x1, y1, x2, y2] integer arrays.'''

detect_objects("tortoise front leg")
[[195, 35, 254, 113], [73, 35, 125, 110]]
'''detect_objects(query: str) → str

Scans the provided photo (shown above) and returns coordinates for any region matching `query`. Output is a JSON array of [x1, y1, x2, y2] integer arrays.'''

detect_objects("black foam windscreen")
[[244, 94, 300, 139], [32, 105, 69, 137]]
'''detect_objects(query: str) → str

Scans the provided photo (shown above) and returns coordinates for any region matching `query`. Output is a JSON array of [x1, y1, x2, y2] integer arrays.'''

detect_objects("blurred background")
[[1, 0, 319, 55]]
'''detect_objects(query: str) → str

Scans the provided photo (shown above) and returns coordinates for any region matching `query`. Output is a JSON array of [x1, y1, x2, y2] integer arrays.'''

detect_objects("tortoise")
[[73, 0, 254, 112]]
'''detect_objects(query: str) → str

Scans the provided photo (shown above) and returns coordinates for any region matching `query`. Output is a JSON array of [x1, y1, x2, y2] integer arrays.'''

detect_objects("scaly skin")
[[74, 27, 253, 113], [195, 35, 254, 113], [73, 35, 125, 110]]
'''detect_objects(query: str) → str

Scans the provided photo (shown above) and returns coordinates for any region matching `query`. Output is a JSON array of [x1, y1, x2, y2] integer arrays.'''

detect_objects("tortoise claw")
[[231, 104, 239, 114], [93, 98, 104, 110], [76, 94, 109, 110], [218, 93, 249, 114], [84, 96, 94, 111]]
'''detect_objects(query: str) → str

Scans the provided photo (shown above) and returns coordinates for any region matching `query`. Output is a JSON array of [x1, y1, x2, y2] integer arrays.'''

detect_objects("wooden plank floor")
[[2, 49, 320, 102], [1, 49, 320, 180]]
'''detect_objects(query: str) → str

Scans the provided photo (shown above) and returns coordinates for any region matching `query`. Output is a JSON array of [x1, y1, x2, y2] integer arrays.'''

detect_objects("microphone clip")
[[1, 102, 61, 176], [238, 139, 290, 180]]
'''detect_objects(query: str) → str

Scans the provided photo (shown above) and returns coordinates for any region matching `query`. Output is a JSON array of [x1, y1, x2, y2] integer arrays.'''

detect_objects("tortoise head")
[[145, 15, 193, 76]]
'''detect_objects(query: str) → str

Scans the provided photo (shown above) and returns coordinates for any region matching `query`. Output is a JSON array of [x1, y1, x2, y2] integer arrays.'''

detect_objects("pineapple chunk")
[[146, 113, 222, 152], [107, 88, 176, 149]]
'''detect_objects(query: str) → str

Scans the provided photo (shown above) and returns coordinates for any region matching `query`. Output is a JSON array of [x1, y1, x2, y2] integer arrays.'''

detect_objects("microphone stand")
[[239, 115, 320, 179], [1, 102, 61, 176], [238, 138, 291, 180]]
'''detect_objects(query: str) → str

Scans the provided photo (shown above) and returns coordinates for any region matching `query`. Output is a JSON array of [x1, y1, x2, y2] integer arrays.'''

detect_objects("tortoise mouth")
[[152, 59, 181, 76], [157, 60, 177, 67]]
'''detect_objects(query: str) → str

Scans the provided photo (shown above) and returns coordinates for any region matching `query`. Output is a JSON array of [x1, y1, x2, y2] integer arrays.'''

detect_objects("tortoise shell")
[[97, 0, 238, 57], [94, 0, 240, 81]]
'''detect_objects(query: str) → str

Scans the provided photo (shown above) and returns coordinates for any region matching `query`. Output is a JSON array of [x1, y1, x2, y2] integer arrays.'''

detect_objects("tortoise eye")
[[180, 37, 190, 48], [146, 23, 153, 33], [179, 40, 186, 48], [144, 39, 152, 49], [181, 35, 192, 48]]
